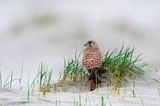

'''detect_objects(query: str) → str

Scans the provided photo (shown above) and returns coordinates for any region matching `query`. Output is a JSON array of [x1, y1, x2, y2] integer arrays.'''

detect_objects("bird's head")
[[84, 40, 98, 47]]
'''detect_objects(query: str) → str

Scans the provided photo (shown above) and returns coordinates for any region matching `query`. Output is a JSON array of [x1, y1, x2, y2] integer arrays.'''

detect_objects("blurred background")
[[0, 0, 160, 87]]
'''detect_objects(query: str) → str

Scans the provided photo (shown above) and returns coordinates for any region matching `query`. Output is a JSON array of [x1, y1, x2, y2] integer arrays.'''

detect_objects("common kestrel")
[[82, 40, 103, 91]]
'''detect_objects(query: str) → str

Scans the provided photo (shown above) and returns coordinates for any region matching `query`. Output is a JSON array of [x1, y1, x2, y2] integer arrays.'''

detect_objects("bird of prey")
[[82, 40, 103, 91]]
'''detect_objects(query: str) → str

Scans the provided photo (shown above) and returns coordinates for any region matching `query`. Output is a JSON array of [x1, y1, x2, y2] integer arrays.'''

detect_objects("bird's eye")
[[89, 41, 94, 44], [91, 42, 94, 45]]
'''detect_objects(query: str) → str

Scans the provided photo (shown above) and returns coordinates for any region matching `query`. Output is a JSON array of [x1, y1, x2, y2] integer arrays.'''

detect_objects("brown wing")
[[83, 47, 103, 69]]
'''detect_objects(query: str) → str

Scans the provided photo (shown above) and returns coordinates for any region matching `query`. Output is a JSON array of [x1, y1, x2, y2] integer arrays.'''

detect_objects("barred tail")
[[90, 78, 96, 91]]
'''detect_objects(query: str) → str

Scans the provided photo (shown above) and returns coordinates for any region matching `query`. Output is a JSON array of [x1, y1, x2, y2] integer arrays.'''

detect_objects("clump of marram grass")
[[50, 46, 146, 93], [101, 46, 146, 94], [63, 52, 86, 82], [38, 63, 52, 95], [28, 62, 53, 96], [49, 52, 89, 92]]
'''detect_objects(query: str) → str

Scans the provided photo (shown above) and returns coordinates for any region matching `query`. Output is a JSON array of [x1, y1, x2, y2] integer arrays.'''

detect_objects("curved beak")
[[84, 42, 88, 46]]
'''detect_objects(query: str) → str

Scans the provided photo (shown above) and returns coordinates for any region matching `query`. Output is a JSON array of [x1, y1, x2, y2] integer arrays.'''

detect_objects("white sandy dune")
[[0, 68, 160, 106], [1, 86, 160, 106]]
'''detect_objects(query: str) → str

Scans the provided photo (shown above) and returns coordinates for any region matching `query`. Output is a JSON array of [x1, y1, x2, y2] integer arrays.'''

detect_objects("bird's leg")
[[88, 69, 96, 80], [88, 69, 101, 81]]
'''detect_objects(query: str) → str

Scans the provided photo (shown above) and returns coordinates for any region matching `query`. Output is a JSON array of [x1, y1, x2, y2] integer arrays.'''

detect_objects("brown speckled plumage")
[[82, 40, 103, 91]]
